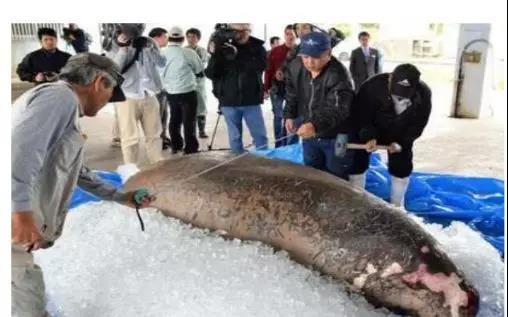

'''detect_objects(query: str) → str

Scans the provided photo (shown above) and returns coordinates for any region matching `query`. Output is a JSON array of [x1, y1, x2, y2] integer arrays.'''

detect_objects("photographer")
[[62, 23, 91, 53], [108, 24, 166, 165], [205, 23, 268, 154], [16, 27, 71, 84], [284, 32, 354, 180]]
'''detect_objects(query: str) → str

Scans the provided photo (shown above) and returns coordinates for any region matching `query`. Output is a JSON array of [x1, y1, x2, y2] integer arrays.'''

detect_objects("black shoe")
[[199, 131, 209, 139], [183, 149, 199, 155], [171, 148, 182, 154], [162, 138, 172, 150]]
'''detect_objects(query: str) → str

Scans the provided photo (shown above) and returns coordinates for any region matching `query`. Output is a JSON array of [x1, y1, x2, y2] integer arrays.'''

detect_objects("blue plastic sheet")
[[255, 144, 505, 256], [70, 144, 505, 256]]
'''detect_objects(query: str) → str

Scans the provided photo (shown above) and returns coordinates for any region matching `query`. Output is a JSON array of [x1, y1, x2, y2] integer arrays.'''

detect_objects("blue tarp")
[[70, 144, 505, 256]]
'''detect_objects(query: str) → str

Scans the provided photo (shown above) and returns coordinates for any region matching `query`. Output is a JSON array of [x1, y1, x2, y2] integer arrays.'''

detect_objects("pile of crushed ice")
[[34, 168, 505, 317]]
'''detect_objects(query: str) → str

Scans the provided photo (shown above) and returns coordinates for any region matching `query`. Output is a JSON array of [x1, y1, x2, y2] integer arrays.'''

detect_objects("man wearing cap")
[[108, 25, 166, 164], [11, 53, 155, 316], [284, 32, 354, 180], [349, 64, 432, 207], [280, 23, 315, 146], [160, 26, 203, 154]]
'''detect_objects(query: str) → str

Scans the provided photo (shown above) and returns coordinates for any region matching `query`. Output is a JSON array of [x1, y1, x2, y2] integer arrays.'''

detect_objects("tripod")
[[207, 110, 230, 151]]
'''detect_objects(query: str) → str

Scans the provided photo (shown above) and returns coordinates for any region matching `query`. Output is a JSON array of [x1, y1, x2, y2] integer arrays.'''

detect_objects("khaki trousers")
[[11, 245, 49, 317], [116, 95, 163, 164], [112, 103, 120, 139]]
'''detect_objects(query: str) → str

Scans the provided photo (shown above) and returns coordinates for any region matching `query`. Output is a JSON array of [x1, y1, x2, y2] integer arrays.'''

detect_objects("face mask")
[[392, 94, 412, 115]]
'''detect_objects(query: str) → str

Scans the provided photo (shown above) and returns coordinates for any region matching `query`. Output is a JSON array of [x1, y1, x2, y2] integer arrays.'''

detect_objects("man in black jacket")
[[205, 23, 268, 154], [284, 32, 354, 180], [349, 31, 381, 92], [349, 64, 432, 207], [62, 24, 90, 53], [16, 27, 71, 84]]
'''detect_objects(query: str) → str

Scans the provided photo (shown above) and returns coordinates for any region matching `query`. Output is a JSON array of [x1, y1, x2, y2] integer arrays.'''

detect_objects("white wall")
[[451, 23, 492, 118]]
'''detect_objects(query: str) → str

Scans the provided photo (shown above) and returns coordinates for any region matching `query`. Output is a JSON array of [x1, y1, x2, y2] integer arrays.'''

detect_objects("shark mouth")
[[402, 263, 478, 317]]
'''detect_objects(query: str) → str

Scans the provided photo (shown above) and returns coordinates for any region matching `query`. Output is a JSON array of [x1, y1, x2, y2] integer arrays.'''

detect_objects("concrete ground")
[[11, 61, 506, 179]]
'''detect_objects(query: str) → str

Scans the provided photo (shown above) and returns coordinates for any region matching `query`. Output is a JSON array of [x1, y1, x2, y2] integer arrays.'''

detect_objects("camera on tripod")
[[207, 23, 238, 60]]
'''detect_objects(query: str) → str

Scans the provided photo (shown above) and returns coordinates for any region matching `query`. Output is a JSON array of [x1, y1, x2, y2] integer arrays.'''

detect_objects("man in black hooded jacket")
[[349, 63, 432, 207]]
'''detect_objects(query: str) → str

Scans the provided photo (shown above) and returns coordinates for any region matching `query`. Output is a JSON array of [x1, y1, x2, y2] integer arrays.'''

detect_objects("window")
[[11, 23, 64, 40]]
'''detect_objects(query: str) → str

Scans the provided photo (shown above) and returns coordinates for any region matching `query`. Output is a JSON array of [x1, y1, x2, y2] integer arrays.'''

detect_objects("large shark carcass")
[[124, 152, 479, 317]]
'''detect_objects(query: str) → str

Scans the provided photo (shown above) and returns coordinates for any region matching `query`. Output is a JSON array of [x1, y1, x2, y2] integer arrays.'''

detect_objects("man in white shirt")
[[160, 26, 204, 154], [149, 27, 172, 149], [185, 27, 209, 138], [108, 24, 166, 164]]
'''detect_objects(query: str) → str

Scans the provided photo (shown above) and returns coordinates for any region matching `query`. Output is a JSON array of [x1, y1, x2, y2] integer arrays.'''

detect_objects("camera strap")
[[121, 46, 143, 74]]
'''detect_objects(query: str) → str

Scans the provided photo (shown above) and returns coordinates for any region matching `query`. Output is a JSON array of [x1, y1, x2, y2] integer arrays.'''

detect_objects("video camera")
[[100, 23, 146, 52], [207, 23, 238, 60], [61, 27, 75, 42], [309, 24, 345, 48], [327, 27, 346, 48]]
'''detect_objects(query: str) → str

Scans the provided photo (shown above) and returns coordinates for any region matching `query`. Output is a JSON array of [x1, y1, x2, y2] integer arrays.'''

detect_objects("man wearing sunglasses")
[[11, 53, 155, 317]]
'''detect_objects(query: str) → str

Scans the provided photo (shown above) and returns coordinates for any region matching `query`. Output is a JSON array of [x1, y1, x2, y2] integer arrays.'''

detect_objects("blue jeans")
[[285, 117, 302, 145], [221, 105, 268, 154], [270, 92, 285, 147], [302, 138, 353, 180]]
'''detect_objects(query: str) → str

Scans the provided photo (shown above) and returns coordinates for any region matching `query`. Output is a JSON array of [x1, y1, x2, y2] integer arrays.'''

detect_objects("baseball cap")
[[63, 53, 126, 102], [298, 32, 331, 58], [391, 64, 421, 98], [168, 26, 184, 40]]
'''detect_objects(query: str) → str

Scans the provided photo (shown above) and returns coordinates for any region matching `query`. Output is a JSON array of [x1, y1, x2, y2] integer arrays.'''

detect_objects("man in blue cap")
[[284, 32, 354, 180]]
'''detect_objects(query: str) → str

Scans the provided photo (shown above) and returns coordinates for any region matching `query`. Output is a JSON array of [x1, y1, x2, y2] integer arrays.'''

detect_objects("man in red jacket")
[[264, 25, 297, 147]]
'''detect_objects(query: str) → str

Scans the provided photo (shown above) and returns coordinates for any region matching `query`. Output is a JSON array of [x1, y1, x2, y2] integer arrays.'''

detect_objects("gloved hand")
[[125, 188, 156, 232], [387, 142, 402, 154], [128, 188, 156, 208]]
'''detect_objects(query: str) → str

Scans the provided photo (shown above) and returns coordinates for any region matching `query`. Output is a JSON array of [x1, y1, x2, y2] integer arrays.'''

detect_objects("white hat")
[[168, 26, 184, 39]]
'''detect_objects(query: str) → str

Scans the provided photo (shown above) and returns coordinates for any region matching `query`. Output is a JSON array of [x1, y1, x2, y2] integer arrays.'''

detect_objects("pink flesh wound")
[[402, 264, 468, 317]]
